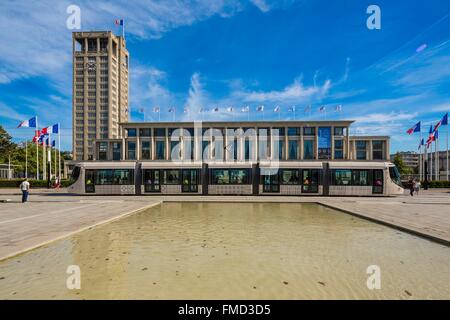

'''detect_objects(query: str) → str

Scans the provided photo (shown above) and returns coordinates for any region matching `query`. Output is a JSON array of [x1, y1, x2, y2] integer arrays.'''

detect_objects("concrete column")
[[346, 128, 350, 160], [331, 126, 335, 160], [300, 127, 304, 160], [315, 126, 319, 160], [136, 128, 140, 160], [368, 140, 373, 161]]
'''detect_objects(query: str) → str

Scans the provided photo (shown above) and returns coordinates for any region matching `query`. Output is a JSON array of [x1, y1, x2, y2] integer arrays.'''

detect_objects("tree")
[[0, 125, 16, 163], [393, 153, 413, 175]]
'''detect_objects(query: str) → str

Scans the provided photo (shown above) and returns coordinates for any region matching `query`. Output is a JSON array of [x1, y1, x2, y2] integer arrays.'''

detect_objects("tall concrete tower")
[[72, 31, 129, 160]]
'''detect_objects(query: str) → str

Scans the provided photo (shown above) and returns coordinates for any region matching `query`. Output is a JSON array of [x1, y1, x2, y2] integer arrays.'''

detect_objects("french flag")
[[406, 121, 420, 135], [115, 19, 124, 26], [42, 124, 59, 135], [434, 113, 448, 132], [17, 116, 37, 128]]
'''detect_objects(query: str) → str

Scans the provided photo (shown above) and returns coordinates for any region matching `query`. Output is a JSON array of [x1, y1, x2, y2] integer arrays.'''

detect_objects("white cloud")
[[235, 77, 331, 103], [351, 112, 419, 124]]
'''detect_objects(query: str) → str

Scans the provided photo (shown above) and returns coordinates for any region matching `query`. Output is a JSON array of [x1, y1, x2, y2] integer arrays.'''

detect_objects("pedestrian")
[[414, 180, 421, 195], [19, 178, 30, 203], [407, 178, 414, 197]]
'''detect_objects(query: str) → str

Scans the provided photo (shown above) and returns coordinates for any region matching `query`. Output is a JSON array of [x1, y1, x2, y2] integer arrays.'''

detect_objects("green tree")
[[0, 125, 16, 163], [393, 153, 414, 175]]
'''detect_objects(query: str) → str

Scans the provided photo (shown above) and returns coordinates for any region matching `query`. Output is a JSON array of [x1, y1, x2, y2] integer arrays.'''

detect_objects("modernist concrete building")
[[390, 151, 419, 170], [72, 31, 129, 160], [91, 120, 390, 162]]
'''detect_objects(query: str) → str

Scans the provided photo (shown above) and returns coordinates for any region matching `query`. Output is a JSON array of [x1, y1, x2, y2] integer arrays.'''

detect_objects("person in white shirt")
[[19, 178, 30, 203], [414, 180, 421, 195]]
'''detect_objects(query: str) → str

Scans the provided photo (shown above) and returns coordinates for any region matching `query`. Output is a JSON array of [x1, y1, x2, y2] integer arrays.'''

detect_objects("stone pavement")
[[0, 188, 448, 261]]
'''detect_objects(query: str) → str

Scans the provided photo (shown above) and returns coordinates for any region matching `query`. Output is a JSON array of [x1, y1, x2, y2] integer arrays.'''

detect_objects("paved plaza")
[[0, 188, 449, 261]]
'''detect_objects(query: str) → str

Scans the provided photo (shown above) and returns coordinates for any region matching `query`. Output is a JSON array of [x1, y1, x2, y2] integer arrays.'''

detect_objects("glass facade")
[[372, 140, 384, 160], [318, 127, 331, 160], [112, 142, 121, 160], [156, 140, 165, 160], [99, 142, 107, 160], [127, 141, 136, 160], [303, 140, 314, 160], [334, 139, 344, 159], [141, 141, 151, 160], [288, 140, 298, 160], [356, 141, 367, 160]]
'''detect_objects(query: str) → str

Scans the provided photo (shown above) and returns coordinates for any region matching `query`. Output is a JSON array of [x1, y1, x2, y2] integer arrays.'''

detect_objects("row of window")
[[85, 169, 134, 185], [125, 127, 347, 138]]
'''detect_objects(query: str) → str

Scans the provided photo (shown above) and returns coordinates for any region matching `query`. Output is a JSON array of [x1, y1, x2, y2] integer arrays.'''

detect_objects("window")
[[333, 169, 352, 185], [288, 140, 298, 160], [334, 139, 344, 159], [139, 128, 151, 137], [352, 170, 371, 186], [202, 141, 210, 159], [94, 169, 113, 185], [272, 127, 285, 137], [141, 141, 151, 160], [389, 166, 402, 187], [164, 170, 180, 184], [302, 169, 320, 193], [303, 127, 315, 136], [334, 127, 345, 136], [113, 169, 134, 185], [156, 140, 165, 160], [287, 127, 300, 136], [126, 128, 137, 137], [211, 169, 229, 184], [112, 144, 121, 162], [303, 140, 314, 159], [356, 141, 367, 160], [170, 140, 181, 160], [244, 140, 251, 160], [154, 128, 166, 137], [281, 169, 300, 185], [318, 127, 331, 160], [230, 169, 250, 184], [127, 141, 136, 160], [278, 140, 284, 160], [372, 141, 384, 160], [183, 139, 194, 160], [99, 142, 108, 160]]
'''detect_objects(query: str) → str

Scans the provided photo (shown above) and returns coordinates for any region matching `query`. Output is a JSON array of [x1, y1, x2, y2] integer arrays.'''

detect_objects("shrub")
[[423, 180, 450, 188], [0, 179, 74, 188]]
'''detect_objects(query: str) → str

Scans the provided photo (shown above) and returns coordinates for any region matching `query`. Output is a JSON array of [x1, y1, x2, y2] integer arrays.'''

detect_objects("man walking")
[[19, 178, 30, 203]]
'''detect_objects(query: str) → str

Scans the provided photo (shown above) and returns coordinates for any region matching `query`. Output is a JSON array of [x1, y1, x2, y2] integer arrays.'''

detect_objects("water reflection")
[[0, 202, 449, 299]]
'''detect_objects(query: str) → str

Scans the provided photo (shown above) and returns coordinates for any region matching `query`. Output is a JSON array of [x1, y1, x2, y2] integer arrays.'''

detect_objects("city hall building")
[[91, 120, 389, 163], [67, 120, 404, 196]]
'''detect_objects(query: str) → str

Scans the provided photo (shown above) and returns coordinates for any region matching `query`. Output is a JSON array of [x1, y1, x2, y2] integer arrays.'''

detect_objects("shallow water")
[[0, 202, 449, 299]]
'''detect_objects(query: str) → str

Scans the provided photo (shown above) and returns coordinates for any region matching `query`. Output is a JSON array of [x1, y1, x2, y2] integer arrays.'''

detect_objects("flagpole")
[[58, 123, 61, 180], [25, 139, 28, 179], [447, 123, 449, 181], [419, 129, 422, 181], [43, 136, 46, 181], [36, 117, 39, 180]]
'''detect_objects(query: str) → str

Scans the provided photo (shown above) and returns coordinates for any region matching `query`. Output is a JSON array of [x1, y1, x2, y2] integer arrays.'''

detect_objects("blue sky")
[[0, 0, 449, 153]]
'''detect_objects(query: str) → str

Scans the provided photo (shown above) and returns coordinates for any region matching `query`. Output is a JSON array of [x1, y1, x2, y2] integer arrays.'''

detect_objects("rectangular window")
[[113, 142, 121, 160], [126, 128, 137, 137], [163, 170, 180, 184], [244, 140, 251, 160], [302, 169, 320, 193], [334, 127, 345, 136], [318, 127, 331, 160], [156, 140, 166, 160], [303, 140, 314, 159], [127, 141, 136, 160], [332, 169, 352, 185], [141, 141, 151, 160], [98, 142, 108, 160], [288, 140, 298, 160], [170, 140, 181, 160], [139, 128, 151, 137], [303, 127, 315, 136], [372, 141, 384, 160], [281, 169, 300, 185], [202, 141, 210, 159], [230, 169, 250, 184], [287, 127, 300, 136], [334, 139, 344, 159], [352, 170, 372, 186], [211, 169, 229, 184], [356, 141, 367, 160], [154, 128, 166, 137], [113, 169, 134, 185]]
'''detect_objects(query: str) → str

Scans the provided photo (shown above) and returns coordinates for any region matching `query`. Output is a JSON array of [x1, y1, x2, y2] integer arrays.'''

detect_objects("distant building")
[[390, 151, 419, 170], [72, 31, 129, 161]]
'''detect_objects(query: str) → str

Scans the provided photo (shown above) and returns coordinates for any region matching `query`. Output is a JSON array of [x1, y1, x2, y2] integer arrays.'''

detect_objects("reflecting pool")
[[0, 202, 449, 299]]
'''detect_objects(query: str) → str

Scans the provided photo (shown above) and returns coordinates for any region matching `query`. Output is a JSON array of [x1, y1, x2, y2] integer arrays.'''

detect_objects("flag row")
[[141, 104, 343, 114], [406, 113, 448, 149]]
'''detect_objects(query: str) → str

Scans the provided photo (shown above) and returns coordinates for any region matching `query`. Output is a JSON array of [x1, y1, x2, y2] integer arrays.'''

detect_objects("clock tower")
[[72, 31, 129, 161]]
